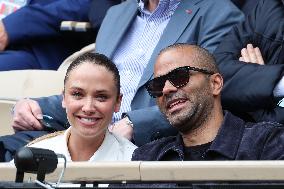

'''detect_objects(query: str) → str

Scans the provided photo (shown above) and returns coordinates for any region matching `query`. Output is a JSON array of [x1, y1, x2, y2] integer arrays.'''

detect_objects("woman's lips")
[[76, 115, 101, 126]]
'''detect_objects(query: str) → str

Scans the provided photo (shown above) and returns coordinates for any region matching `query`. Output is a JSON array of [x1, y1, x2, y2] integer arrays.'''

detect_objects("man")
[[1, 0, 243, 161], [214, 0, 284, 124], [0, 0, 120, 70], [132, 43, 284, 161]]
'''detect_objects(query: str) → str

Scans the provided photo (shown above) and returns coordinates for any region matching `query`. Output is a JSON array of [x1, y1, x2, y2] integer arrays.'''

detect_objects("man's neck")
[[182, 108, 224, 147], [147, 0, 160, 12]]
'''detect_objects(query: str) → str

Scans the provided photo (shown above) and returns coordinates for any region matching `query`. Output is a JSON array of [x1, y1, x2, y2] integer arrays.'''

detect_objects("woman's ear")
[[61, 91, 66, 108], [114, 93, 123, 113], [210, 73, 223, 96]]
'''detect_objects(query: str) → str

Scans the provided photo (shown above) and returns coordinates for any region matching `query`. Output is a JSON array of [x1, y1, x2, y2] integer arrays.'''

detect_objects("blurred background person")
[[0, 0, 121, 70]]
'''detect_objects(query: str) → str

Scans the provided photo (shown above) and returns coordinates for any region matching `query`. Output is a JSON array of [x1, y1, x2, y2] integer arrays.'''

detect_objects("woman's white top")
[[28, 127, 137, 162]]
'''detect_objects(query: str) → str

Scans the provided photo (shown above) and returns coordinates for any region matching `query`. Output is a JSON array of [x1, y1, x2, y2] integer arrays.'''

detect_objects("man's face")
[[155, 48, 214, 134]]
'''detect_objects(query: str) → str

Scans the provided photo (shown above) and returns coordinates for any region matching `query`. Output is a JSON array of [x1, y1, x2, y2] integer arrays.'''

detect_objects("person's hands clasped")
[[0, 21, 9, 51], [12, 98, 44, 132], [239, 44, 264, 65], [109, 117, 133, 140]]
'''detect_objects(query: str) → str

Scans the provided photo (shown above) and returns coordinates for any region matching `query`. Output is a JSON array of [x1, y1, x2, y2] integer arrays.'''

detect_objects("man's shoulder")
[[108, 0, 136, 12], [197, 0, 239, 8], [245, 121, 283, 129], [243, 120, 284, 138], [132, 136, 177, 161], [102, 0, 137, 24]]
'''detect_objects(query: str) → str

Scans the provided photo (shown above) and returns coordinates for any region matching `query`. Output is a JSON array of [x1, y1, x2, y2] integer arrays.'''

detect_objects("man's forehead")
[[154, 48, 196, 75]]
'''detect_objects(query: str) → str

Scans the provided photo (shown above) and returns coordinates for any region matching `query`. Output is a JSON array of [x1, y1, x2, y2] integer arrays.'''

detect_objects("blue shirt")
[[112, 0, 180, 121], [132, 111, 284, 160]]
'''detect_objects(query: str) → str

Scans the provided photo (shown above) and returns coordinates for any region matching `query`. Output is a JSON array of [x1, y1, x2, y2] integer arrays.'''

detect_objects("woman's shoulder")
[[27, 130, 65, 149]]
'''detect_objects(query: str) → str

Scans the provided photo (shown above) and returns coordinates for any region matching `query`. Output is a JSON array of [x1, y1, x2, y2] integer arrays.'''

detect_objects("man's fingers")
[[254, 47, 265, 65], [240, 44, 265, 65], [108, 123, 115, 132], [29, 102, 43, 130], [12, 99, 43, 131], [30, 100, 43, 120], [12, 122, 34, 131], [241, 48, 250, 62], [13, 111, 42, 131], [246, 44, 258, 63], [110, 118, 133, 140]]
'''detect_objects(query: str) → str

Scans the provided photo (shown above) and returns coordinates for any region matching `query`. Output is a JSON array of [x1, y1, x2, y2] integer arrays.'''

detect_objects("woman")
[[27, 52, 137, 161]]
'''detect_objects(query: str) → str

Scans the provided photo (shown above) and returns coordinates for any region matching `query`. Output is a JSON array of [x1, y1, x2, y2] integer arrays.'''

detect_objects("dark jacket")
[[2, 0, 121, 70], [2, 0, 93, 70], [132, 111, 284, 161], [214, 0, 284, 124]]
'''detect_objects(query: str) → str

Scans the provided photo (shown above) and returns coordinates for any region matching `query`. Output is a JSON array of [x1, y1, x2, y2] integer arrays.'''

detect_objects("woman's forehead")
[[67, 63, 115, 86]]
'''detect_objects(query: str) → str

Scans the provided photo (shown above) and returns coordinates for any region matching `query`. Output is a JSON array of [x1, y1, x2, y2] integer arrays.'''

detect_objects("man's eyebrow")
[[95, 90, 109, 93], [69, 86, 83, 90]]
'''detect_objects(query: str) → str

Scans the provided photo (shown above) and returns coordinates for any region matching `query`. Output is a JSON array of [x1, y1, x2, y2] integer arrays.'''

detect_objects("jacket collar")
[[206, 111, 245, 160], [137, 0, 203, 89], [101, 0, 203, 86], [160, 111, 246, 160]]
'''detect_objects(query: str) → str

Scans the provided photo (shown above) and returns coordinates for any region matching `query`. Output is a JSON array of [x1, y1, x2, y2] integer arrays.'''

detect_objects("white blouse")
[[28, 127, 137, 162]]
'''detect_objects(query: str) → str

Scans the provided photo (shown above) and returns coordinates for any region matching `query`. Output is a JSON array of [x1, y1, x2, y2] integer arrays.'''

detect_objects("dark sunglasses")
[[145, 66, 215, 98]]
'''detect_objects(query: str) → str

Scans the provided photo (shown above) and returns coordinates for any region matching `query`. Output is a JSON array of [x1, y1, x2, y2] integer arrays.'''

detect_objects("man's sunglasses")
[[145, 66, 215, 98]]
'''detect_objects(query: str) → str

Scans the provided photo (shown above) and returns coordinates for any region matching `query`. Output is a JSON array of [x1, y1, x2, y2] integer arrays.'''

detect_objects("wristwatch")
[[123, 115, 134, 128]]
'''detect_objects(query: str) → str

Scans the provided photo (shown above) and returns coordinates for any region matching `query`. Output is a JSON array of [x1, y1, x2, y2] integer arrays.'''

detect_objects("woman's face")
[[62, 62, 121, 140]]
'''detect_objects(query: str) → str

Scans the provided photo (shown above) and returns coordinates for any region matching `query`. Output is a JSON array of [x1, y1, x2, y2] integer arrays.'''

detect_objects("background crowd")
[[1, 0, 284, 167]]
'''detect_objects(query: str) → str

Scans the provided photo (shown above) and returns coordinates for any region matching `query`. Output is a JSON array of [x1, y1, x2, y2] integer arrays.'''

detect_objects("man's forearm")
[[127, 106, 176, 146]]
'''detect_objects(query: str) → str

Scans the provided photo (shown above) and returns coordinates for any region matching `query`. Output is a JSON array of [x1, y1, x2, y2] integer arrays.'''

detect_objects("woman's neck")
[[67, 131, 105, 161]]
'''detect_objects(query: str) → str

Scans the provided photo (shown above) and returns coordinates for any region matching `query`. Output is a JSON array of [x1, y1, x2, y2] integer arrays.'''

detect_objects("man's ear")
[[114, 93, 123, 113], [210, 73, 223, 96], [61, 91, 66, 109]]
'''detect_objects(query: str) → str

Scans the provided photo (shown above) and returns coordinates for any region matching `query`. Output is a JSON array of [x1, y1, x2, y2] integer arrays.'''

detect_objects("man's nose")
[[162, 80, 178, 95]]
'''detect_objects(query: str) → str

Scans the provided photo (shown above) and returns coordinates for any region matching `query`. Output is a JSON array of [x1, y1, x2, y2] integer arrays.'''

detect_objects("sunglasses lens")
[[169, 67, 190, 88], [146, 67, 190, 98], [146, 77, 165, 98]]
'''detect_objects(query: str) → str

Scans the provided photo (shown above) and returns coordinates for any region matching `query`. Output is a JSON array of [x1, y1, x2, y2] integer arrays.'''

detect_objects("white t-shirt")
[[28, 127, 137, 162]]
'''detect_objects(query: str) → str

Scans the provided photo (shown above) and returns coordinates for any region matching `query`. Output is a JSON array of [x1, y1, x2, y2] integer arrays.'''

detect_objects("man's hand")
[[0, 21, 9, 51], [12, 99, 44, 132], [109, 117, 133, 140], [239, 44, 264, 65]]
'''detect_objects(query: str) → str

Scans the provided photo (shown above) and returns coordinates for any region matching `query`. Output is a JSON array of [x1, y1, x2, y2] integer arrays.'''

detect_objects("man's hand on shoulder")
[[109, 117, 133, 140], [0, 21, 8, 51], [12, 98, 44, 132]]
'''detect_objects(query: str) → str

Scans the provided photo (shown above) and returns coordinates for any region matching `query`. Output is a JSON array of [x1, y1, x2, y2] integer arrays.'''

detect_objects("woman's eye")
[[97, 95, 108, 101], [72, 91, 82, 98]]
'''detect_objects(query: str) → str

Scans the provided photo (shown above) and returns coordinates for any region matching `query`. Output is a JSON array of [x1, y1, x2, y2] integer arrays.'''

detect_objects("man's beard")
[[161, 89, 214, 135]]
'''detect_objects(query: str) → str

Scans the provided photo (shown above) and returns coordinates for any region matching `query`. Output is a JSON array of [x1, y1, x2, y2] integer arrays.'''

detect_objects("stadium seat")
[[0, 43, 95, 135]]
